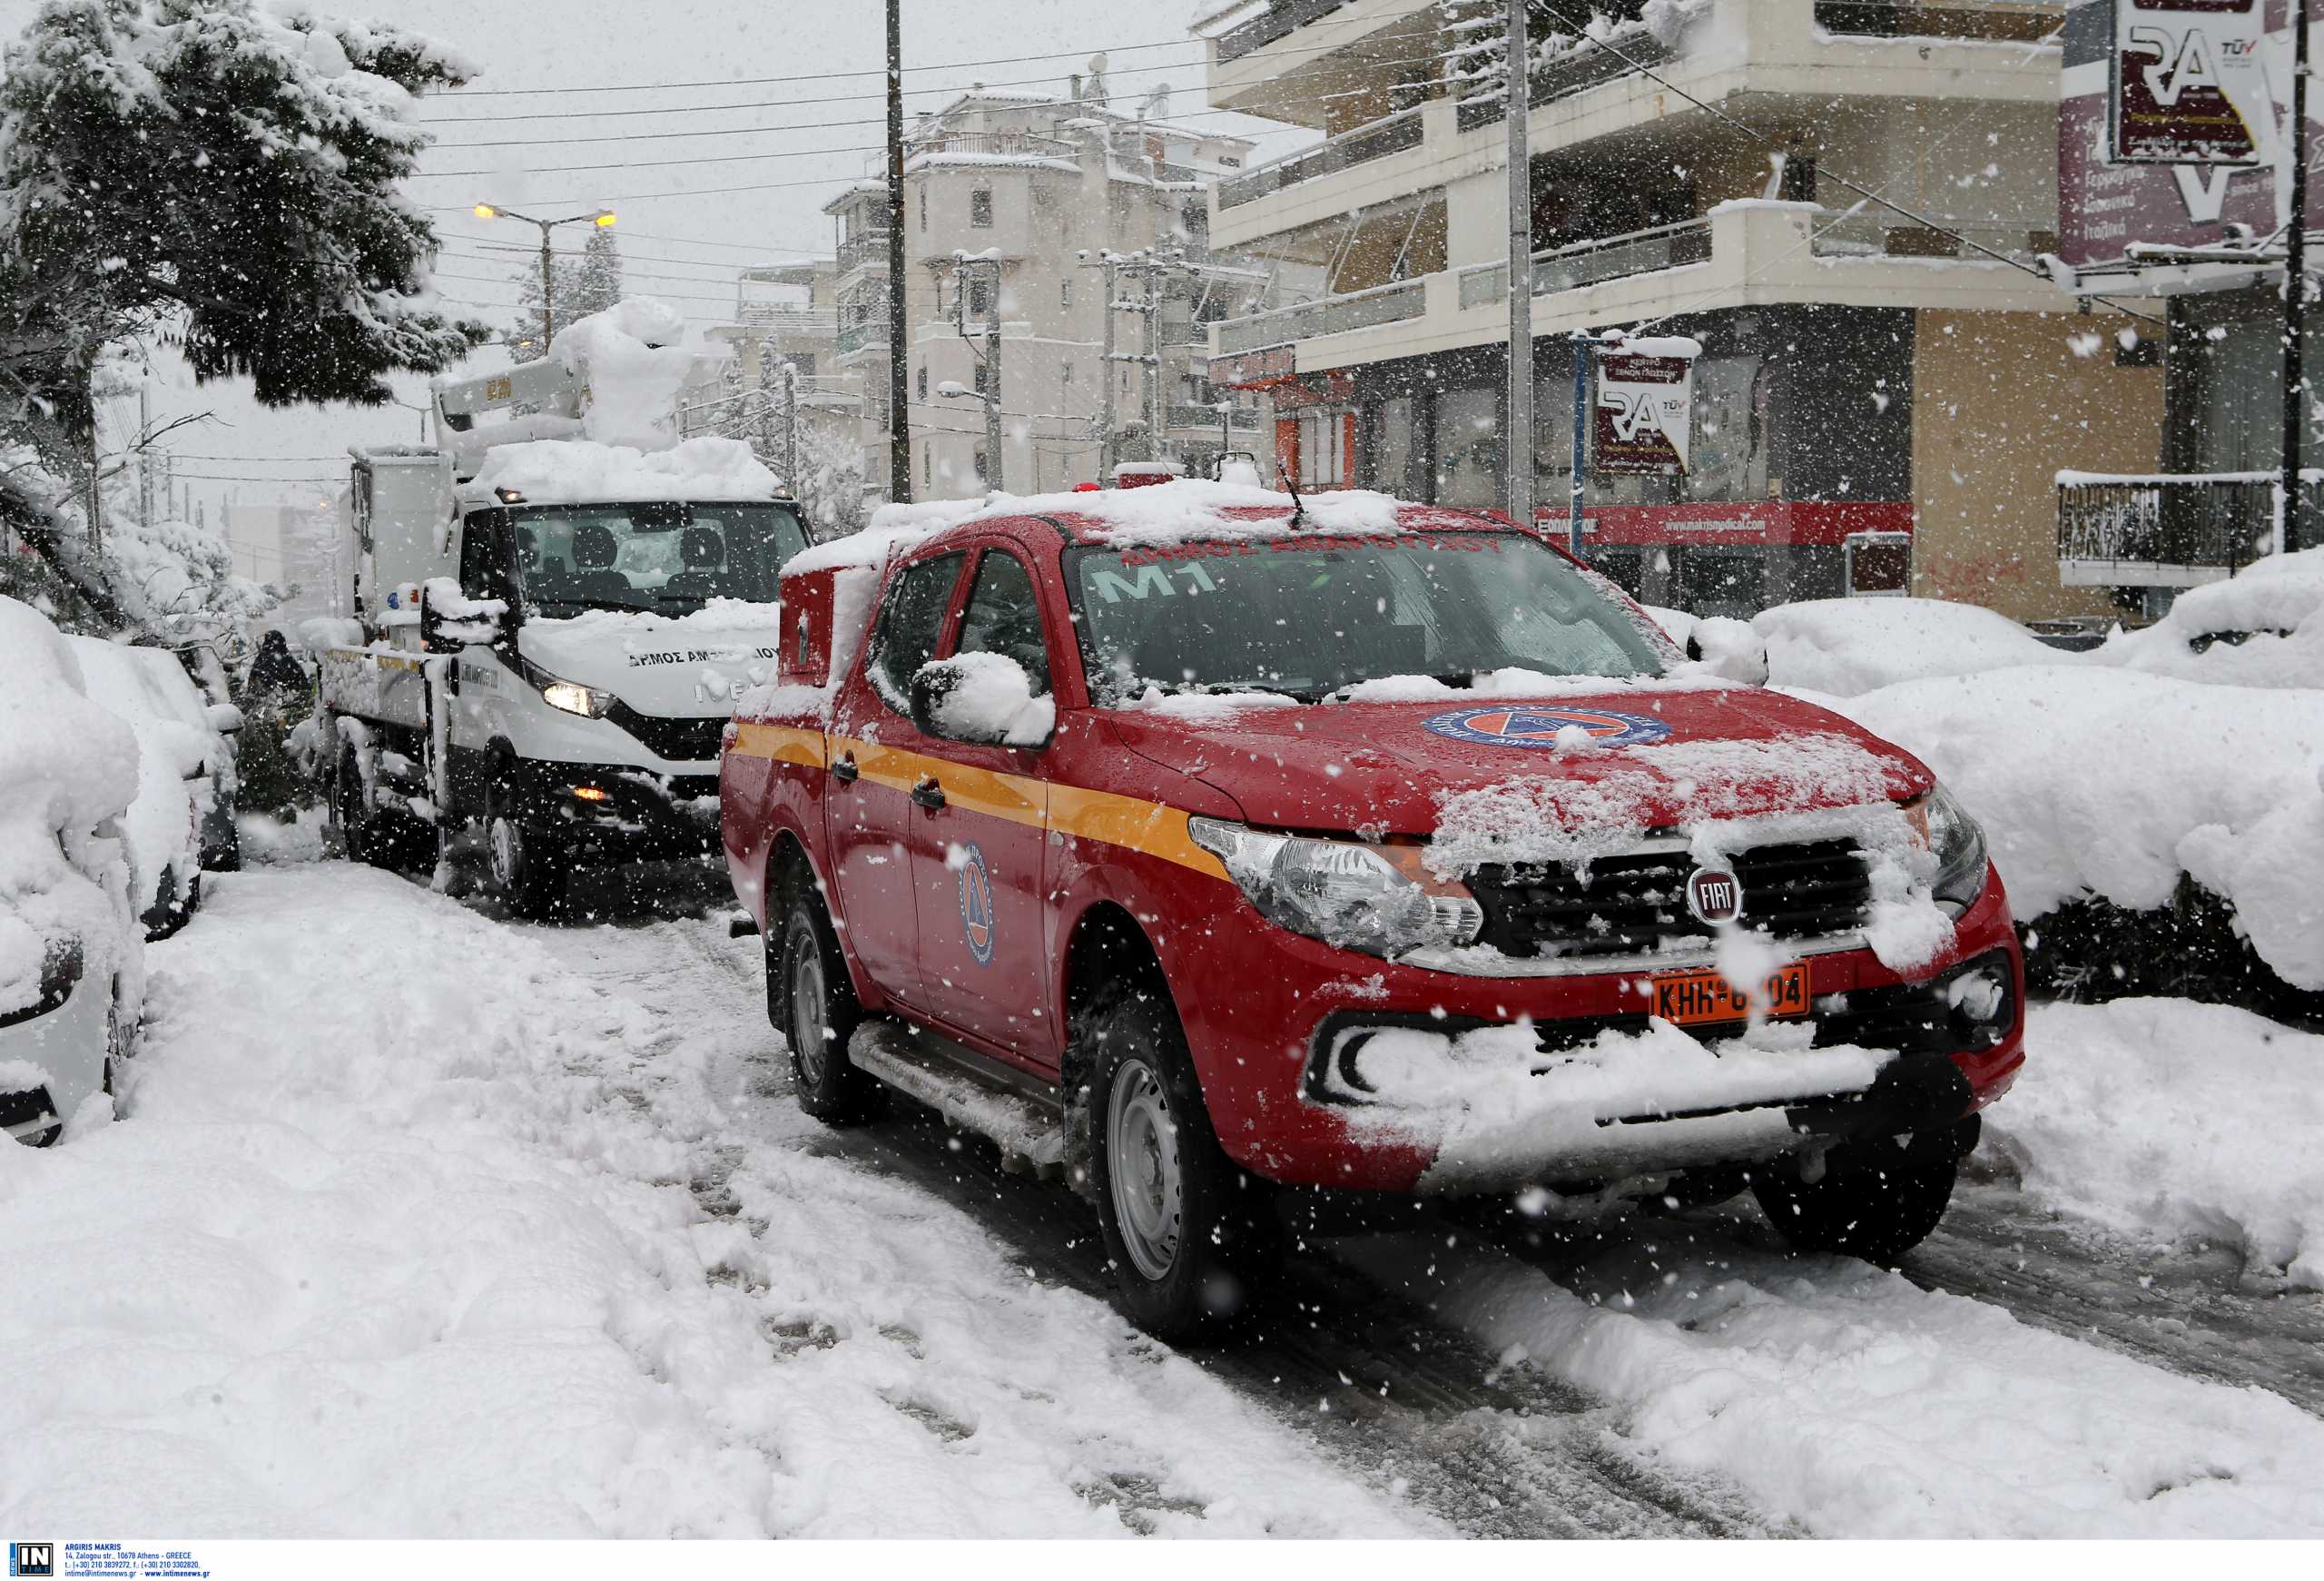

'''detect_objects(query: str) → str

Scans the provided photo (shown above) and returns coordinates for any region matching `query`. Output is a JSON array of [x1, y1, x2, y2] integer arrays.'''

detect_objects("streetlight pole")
[[782, 361, 801, 486], [2285, 0, 2312, 556], [472, 203, 617, 351], [1505, 0, 1535, 530], [886, 0, 913, 504]]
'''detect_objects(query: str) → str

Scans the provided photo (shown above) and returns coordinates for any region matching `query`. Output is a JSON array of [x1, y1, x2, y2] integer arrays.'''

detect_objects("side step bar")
[[846, 1020, 1066, 1180]]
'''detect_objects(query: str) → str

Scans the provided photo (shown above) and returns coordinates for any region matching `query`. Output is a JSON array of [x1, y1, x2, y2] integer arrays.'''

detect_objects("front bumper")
[[0, 973, 111, 1143], [508, 757, 722, 863], [1171, 867, 2024, 1194]]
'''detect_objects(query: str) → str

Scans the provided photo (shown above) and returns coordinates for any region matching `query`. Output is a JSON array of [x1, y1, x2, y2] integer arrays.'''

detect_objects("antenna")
[[1276, 462, 1307, 529]]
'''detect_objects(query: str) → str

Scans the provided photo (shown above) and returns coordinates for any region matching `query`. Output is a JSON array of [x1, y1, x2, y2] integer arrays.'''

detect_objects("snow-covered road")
[[5, 861, 2320, 1537]]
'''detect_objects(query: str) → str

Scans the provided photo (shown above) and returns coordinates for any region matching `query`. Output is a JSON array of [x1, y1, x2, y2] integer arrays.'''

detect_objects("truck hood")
[[517, 604, 783, 718], [1105, 685, 1934, 849]]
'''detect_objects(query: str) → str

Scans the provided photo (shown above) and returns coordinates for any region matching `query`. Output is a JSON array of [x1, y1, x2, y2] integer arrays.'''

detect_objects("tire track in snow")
[[527, 904, 1784, 1539]]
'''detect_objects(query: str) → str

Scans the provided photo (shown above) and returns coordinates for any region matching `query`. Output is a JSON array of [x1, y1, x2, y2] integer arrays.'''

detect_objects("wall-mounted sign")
[[1594, 351, 1694, 478], [2110, 0, 2268, 165]]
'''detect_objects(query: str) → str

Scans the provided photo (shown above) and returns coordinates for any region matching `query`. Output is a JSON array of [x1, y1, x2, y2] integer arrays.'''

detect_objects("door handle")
[[832, 752, 860, 784], [911, 776, 946, 812]]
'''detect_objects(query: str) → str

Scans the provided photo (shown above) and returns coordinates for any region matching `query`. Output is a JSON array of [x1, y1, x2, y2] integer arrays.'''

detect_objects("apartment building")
[[1197, 0, 2163, 620], [824, 84, 1272, 501]]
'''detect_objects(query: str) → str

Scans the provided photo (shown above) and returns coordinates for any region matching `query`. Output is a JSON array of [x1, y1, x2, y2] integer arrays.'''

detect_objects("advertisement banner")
[[2111, 0, 2268, 164], [1593, 352, 1693, 477]]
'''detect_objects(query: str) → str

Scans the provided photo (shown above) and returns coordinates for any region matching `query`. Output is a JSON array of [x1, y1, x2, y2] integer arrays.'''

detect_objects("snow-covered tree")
[[704, 371, 866, 538], [509, 228, 625, 363], [0, 0, 489, 474]]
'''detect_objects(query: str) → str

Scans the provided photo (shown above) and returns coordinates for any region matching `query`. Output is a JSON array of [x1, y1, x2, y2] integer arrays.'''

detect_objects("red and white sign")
[[2111, 0, 2268, 164], [1534, 499, 1915, 548], [1594, 351, 1694, 478]]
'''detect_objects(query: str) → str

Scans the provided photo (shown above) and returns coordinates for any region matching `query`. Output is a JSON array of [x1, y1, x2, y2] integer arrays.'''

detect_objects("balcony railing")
[[1456, 30, 1678, 133], [906, 131, 1076, 163], [1217, 105, 1425, 211], [736, 305, 834, 338], [1213, 276, 1426, 354], [2055, 472, 2319, 586], [1458, 218, 1713, 308], [836, 232, 891, 274], [1809, 212, 2057, 264], [1813, 1, 2061, 44], [1166, 404, 1263, 431], [835, 322, 881, 356], [1215, 0, 1350, 63]]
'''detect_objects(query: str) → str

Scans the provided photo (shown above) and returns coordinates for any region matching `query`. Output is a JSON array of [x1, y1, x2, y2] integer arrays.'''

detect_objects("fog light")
[[570, 786, 611, 803], [1943, 956, 2012, 1047]]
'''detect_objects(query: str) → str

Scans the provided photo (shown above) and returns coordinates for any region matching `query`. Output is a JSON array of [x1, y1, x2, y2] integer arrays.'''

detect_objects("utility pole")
[[886, 0, 912, 504], [782, 361, 801, 487], [1505, 0, 1535, 530], [1143, 262, 1164, 463], [984, 271, 1005, 493], [2285, 0, 2312, 556], [138, 384, 154, 533], [1088, 251, 1120, 479]]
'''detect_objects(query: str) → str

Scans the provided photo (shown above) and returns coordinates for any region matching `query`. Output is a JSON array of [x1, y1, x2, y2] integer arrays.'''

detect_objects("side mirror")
[[1686, 616, 1771, 687], [910, 654, 1056, 748], [419, 578, 504, 655], [206, 703, 245, 736]]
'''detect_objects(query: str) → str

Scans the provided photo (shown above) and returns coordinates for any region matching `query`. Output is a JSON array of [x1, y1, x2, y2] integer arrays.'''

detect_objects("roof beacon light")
[[495, 487, 527, 504]]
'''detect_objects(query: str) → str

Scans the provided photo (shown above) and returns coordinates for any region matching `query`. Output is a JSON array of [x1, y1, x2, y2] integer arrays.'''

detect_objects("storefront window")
[[1435, 386, 1502, 507], [1367, 397, 1414, 496]]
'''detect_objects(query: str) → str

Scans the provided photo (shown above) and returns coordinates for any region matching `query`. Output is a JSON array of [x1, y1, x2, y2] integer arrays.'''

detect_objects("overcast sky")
[[0, 0, 1301, 555]]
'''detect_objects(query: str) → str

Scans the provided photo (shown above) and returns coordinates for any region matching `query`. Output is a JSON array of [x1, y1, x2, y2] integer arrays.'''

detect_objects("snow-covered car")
[[1750, 597, 2063, 696], [0, 598, 143, 1145], [67, 634, 244, 937], [2093, 548, 2324, 688]]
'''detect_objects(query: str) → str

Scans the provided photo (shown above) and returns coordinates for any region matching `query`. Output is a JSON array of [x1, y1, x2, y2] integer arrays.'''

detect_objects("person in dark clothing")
[[247, 628, 309, 697]]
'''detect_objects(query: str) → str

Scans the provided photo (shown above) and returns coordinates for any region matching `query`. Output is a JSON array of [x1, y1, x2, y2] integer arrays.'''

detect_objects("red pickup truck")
[[720, 488, 2023, 1337]]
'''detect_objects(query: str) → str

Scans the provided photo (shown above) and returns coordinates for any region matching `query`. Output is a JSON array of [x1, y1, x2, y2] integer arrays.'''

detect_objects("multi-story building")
[[1196, 0, 2165, 621], [824, 85, 1273, 501]]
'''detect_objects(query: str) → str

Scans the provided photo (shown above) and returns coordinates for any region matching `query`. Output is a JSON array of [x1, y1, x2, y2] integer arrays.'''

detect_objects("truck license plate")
[[1651, 962, 1810, 1026]]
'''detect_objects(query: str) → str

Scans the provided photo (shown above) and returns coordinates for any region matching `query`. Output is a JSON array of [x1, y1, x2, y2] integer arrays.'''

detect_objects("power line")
[[428, 34, 1204, 99]]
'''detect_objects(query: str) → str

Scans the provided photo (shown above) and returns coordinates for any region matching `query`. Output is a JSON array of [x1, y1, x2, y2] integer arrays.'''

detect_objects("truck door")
[[446, 509, 518, 818], [906, 546, 1059, 1071], [825, 548, 968, 1011]]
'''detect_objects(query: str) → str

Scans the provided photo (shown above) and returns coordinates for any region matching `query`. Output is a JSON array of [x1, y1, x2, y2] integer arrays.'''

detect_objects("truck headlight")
[[1190, 817, 1484, 959], [1915, 782, 1989, 911], [518, 657, 614, 719]]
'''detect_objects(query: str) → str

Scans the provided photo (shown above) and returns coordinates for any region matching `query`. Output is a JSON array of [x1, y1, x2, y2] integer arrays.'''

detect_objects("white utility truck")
[[317, 313, 810, 915]]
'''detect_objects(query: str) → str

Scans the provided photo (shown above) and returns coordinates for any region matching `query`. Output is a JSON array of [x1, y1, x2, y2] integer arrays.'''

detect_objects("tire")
[[1752, 1121, 1975, 1264], [335, 746, 380, 868], [487, 780, 566, 921], [1084, 984, 1271, 1339], [774, 891, 883, 1125]]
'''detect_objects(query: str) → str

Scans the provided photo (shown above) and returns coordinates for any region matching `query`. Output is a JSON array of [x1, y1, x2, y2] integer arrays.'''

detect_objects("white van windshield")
[[508, 501, 809, 617]]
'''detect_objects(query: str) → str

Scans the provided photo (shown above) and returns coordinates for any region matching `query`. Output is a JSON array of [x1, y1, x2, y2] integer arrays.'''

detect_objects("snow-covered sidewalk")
[[0, 866, 1422, 1537]]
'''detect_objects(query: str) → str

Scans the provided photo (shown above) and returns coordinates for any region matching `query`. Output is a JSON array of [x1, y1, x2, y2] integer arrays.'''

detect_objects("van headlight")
[[1916, 783, 1989, 911], [1190, 817, 1484, 958], [518, 657, 614, 719]]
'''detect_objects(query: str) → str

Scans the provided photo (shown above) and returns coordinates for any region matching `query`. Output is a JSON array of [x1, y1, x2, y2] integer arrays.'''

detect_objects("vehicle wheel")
[[775, 892, 883, 1124], [487, 786, 566, 920], [209, 816, 242, 874], [335, 747, 378, 867], [1752, 1122, 1975, 1264], [1085, 985, 1268, 1339]]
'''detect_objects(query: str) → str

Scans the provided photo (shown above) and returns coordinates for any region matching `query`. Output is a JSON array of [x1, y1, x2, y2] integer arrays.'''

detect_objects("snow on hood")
[[550, 298, 694, 450], [468, 436, 778, 506], [519, 599, 785, 716]]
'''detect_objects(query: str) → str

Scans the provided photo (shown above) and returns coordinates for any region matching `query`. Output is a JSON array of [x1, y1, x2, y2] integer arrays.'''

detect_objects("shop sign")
[[2110, 0, 2268, 165], [1594, 352, 1694, 478]]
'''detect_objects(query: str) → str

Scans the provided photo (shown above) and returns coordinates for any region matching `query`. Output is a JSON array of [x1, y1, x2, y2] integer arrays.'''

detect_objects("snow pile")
[[2096, 550, 2324, 688], [552, 298, 694, 450], [0, 598, 140, 1019], [1118, 687, 1302, 722], [923, 652, 1054, 746], [0, 868, 1418, 1537], [1344, 1230, 2324, 1537], [471, 437, 778, 505], [1985, 1000, 2324, 1290], [1755, 598, 2058, 696], [1830, 667, 2324, 987]]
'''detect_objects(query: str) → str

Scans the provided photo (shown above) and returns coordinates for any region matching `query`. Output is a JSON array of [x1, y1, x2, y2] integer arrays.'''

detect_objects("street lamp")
[[472, 204, 617, 348]]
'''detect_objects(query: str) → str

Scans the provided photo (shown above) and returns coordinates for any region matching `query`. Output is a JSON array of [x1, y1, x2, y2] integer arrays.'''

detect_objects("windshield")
[[1065, 532, 1669, 704], [508, 501, 809, 618]]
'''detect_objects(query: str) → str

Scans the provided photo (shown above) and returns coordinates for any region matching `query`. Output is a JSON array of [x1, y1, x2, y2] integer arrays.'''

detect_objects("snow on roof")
[[467, 438, 780, 506], [965, 479, 1405, 546], [548, 298, 694, 450]]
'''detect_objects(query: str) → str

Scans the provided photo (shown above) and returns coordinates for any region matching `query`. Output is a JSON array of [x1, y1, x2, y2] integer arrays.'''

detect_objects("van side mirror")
[[419, 577, 504, 655], [910, 654, 1056, 748], [206, 703, 245, 736]]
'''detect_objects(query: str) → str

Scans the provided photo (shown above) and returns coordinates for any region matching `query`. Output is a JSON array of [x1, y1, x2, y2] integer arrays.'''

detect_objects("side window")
[[868, 552, 965, 710], [954, 549, 1051, 697], [458, 511, 510, 603]]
